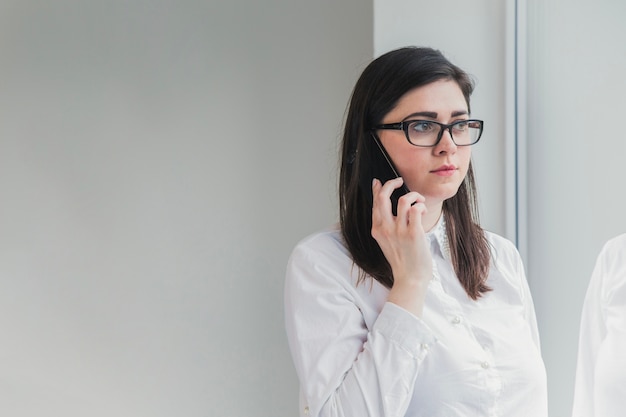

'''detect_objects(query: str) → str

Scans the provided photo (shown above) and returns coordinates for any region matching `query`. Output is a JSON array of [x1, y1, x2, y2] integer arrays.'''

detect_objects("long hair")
[[339, 47, 491, 300]]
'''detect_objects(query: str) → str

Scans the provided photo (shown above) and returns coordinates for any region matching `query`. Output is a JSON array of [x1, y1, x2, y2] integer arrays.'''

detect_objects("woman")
[[572, 234, 626, 417], [284, 47, 548, 417]]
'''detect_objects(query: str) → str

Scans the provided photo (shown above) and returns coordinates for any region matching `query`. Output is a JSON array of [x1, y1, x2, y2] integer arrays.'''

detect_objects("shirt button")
[[304, 406, 309, 415], [420, 343, 430, 351], [481, 361, 490, 369], [451, 315, 462, 324]]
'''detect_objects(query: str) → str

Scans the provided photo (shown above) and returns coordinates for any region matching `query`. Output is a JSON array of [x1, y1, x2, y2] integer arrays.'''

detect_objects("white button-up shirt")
[[285, 219, 548, 417], [572, 234, 626, 417]]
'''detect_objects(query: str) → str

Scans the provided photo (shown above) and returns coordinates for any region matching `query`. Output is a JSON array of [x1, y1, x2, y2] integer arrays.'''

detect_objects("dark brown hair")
[[339, 47, 491, 300]]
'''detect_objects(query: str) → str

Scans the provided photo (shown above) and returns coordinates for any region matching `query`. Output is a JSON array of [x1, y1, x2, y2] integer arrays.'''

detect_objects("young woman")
[[285, 47, 548, 417], [572, 234, 626, 417]]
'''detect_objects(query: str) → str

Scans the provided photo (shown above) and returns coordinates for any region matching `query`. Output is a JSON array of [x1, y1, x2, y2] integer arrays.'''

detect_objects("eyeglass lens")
[[406, 120, 481, 146]]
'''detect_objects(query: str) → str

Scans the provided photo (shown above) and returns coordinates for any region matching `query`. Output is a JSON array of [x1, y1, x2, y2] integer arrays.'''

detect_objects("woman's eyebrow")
[[402, 111, 438, 120], [402, 110, 469, 121]]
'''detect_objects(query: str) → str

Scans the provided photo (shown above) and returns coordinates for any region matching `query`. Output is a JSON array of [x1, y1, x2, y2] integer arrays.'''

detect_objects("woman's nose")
[[434, 128, 457, 154]]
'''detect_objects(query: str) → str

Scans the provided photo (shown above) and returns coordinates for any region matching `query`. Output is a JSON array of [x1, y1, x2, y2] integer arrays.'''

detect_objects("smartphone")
[[365, 133, 410, 215]]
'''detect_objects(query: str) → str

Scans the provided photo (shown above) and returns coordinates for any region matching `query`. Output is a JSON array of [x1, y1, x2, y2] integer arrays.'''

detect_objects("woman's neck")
[[422, 202, 443, 232]]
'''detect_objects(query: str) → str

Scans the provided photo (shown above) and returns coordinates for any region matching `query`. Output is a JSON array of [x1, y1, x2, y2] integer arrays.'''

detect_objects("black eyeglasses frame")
[[373, 119, 484, 147]]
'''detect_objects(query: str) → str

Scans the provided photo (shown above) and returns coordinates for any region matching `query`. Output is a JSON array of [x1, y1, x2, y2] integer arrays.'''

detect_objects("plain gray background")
[[0, 1, 624, 417], [0, 1, 370, 416], [0, 1, 365, 415]]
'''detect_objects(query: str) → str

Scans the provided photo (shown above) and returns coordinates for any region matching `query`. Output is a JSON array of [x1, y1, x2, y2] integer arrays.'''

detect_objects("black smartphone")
[[366, 133, 410, 215]]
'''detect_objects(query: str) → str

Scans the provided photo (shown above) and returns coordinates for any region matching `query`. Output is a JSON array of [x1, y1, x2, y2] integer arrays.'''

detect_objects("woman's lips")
[[431, 165, 457, 177]]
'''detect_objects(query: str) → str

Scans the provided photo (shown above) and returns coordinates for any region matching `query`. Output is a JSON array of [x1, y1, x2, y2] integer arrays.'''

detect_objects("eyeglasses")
[[374, 119, 484, 147]]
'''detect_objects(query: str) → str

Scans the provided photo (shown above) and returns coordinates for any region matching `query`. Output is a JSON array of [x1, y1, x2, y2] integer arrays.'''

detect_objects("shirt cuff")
[[373, 302, 437, 357]]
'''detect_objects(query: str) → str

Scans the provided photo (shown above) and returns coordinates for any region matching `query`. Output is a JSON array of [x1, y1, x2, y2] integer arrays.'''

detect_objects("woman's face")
[[377, 79, 472, 208]]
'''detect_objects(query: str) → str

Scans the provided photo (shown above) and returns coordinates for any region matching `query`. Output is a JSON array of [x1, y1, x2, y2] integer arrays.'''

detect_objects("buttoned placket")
[[427, 218, 503, 415]]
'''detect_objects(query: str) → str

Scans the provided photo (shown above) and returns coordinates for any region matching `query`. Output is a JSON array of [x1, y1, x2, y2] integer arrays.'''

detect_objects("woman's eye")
[[410, 121, 435, 133], [453, 121, 469, 131]]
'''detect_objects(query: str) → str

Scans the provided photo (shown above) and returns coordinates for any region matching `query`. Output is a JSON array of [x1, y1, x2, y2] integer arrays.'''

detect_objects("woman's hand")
[[371, 177, 432, 316]]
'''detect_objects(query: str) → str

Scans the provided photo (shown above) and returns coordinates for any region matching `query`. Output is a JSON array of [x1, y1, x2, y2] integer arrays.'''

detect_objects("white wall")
[[375, 0, 508, 237], [526, 1, 626, 416], [0, 1, 372, 415]]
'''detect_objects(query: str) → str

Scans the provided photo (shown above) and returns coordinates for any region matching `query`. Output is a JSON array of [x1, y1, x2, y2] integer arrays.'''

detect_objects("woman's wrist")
[[388, 279, 430, 317]]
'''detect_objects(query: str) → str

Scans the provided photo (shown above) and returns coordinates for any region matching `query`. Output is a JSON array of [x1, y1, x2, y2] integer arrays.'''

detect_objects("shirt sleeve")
[[284, 239, 436, 417], [571, 245, 608, 417]]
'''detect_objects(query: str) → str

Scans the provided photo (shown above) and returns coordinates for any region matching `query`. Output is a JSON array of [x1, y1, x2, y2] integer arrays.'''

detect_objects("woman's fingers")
[[372, 177, 403, 214], [372, 177, 428, 239], [373, 177, 426, 225], [397, 191, 426, 227], [372, 178, 398, 229]]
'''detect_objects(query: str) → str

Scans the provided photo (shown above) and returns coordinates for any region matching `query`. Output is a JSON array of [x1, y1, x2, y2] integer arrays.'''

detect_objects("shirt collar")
[[426, 214, 451, 261]]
